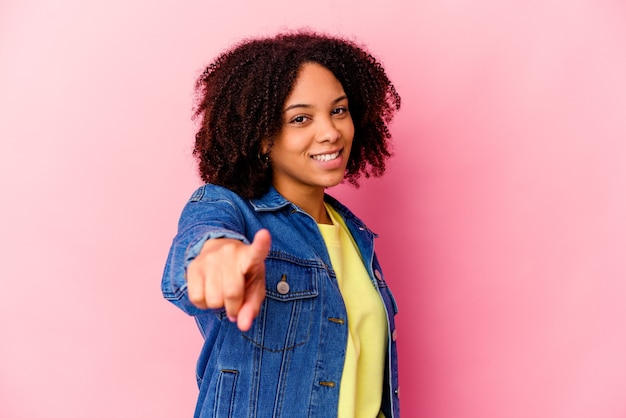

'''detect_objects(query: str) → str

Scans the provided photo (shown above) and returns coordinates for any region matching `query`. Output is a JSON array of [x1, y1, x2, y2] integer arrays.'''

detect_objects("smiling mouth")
[[311, 150, 341, 162]]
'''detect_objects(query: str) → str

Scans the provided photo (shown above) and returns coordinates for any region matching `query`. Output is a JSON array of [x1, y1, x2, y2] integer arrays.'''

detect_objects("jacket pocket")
[[212, 369, 238, 418], [241, 253, 321, 352]]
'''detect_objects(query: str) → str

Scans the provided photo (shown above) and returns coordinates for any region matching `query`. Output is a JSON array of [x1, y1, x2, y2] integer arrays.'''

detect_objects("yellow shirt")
[[318, 204, 388, 418]]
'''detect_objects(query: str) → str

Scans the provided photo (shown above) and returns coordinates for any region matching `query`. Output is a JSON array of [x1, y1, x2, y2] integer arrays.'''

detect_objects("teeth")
[[312, 151, 340, 162]]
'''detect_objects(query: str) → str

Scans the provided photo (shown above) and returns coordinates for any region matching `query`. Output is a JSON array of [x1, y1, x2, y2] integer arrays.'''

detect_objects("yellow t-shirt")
[[318, 204, 388, 418]]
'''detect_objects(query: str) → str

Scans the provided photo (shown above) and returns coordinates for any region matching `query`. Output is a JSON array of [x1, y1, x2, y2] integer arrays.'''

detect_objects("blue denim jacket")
[[162, 184, 400, 417]]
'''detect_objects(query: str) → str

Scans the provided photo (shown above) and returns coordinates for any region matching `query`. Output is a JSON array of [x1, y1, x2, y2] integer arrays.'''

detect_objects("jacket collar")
[[249, 187, 292, 211], [250, 186, 377, 237]]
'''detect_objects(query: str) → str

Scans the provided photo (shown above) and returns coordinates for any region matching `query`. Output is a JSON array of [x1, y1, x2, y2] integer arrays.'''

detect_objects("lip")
[[309, 147, 346, 170], [309, 147, 343, 159]]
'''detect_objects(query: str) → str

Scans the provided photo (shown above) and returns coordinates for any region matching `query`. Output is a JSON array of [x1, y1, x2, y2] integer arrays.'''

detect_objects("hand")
[[186, 229, 271, 331]]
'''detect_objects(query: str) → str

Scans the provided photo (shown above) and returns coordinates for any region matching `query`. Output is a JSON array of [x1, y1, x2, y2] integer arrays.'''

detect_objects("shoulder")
[[188, 183, 246, 204], [178, 184, 254, 228]]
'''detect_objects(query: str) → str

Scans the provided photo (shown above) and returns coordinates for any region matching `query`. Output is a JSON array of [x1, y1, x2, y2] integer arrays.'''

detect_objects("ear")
[[260, 138, 271, 155]]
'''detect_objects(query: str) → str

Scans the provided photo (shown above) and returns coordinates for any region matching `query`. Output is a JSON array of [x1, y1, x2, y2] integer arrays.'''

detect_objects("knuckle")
[[186, 281, 201, 298], [222, 285, 242, 300], [187, 291, 206, 308], [204, 296, 223, 309], [204, 283, 224, 308]]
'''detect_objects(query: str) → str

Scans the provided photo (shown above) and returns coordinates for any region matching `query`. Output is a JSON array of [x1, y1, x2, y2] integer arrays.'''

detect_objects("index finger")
[[241, 229, 271, 273]]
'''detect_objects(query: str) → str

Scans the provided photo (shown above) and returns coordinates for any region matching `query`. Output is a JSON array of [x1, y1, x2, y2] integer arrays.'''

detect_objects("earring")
[[258, 151, 269, 167]]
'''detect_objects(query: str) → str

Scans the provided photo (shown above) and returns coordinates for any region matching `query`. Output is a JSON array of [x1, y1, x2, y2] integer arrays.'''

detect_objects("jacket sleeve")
[[161, 189, 250, 316]]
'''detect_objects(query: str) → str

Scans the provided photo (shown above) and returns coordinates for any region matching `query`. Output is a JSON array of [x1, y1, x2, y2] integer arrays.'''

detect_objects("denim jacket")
[[162, 184, 400, 418]]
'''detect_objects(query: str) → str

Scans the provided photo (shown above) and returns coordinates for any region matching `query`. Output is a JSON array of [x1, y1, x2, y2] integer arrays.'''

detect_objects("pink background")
[[2, 0, 626, 417]]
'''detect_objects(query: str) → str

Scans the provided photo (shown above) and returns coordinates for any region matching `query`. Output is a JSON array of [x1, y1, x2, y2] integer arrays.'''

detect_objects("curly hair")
[[192, 30, 401, 199]]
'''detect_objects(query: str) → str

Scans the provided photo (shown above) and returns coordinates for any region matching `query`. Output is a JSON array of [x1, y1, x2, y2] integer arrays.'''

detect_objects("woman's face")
[[268, 63, 354, 200]]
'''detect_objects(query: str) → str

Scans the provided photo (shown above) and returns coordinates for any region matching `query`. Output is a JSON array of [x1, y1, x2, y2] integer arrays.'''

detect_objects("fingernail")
[[227, 315, 236, 322]]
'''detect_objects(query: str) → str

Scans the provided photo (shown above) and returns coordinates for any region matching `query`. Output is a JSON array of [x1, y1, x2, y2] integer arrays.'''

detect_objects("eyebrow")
[[283, 95, 348, 112]]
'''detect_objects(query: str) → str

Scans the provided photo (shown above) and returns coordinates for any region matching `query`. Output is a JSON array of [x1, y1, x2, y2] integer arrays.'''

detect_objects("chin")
[[322, 179, 344, 188]]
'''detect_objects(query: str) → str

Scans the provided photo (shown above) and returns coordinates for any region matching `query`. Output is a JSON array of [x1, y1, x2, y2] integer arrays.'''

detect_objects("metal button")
[[392, 329, 397, 341], [276, 274, 289, 294], [276, 281, 290, 294], [374, 269, 382, 281]]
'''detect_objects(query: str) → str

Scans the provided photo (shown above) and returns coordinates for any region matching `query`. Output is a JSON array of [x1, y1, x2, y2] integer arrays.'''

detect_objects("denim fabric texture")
[[162, 184, 400, 418]]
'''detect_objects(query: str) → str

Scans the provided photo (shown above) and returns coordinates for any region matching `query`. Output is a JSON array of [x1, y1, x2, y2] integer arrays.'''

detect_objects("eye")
[[289, 114, 310, 124], [331, 106, 349, 117]]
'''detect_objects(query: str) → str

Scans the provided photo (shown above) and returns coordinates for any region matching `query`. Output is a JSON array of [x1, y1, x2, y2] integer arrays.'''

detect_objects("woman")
[[162, 31, 401, 417]]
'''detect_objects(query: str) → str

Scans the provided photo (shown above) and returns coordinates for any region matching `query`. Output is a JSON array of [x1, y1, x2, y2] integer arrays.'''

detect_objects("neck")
[[273, 184, 331, 224], [307, 201, 332, 225]]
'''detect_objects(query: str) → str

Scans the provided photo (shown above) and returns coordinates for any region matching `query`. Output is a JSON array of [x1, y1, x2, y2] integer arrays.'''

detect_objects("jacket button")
[[374, 269, 382, 281], [276, 274, 290, 294], [392, 329, 397, 341], [276, 281, 290, 295]]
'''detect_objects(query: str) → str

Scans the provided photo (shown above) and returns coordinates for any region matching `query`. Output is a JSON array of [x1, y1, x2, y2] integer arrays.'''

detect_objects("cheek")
[[338, 115, 354, 137], [344, 121, 355, 143]]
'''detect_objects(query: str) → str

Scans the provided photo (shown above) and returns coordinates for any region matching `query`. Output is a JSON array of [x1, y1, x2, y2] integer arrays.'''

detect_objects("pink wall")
[[2, 0, 626, 417]]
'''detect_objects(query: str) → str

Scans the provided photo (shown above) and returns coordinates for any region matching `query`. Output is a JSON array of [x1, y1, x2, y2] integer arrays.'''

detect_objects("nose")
[[317, 116, 341, 143]]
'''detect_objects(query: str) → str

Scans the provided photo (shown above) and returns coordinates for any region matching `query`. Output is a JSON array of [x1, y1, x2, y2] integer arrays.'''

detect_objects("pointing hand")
[[186, 229, 271, 331]]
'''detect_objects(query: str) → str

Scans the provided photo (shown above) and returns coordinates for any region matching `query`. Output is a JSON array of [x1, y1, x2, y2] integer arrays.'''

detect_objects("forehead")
[[284, 63, 346, 104]]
